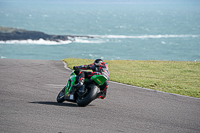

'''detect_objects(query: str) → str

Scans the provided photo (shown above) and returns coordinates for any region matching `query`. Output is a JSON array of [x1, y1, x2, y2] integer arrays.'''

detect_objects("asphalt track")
[[0, 59, 200, 133]]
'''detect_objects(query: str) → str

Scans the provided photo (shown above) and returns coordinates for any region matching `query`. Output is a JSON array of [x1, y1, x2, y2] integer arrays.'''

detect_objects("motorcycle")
[[56, 70, 108, 107]]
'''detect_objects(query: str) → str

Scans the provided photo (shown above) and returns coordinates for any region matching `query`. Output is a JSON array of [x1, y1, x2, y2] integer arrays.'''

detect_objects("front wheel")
[[57, 86, 66, 103], [76, 84, 99, 107]]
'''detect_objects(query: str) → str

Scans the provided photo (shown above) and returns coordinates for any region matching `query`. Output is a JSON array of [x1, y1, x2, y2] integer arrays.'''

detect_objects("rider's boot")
[[97, 90, 107, 99], [97, 82, 108, 99], [74, 78, 85, 95], [79, 85, 85, 95]]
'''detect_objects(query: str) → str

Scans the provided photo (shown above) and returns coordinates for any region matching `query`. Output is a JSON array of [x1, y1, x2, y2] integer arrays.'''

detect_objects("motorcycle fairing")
[[90, 75, 107, 86], [64, 70, 107, 101]]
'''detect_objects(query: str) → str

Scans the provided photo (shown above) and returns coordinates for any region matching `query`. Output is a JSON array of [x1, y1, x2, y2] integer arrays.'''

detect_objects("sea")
[[0, 0, 200, 61]]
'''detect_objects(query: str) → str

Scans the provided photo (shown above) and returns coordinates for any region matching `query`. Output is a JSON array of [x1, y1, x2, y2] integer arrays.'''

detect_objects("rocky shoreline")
[[0, 27, 93, 41]]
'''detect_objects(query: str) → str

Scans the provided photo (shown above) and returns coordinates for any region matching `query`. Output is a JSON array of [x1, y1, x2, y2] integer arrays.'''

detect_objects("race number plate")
[[70, 95, 74, 100]]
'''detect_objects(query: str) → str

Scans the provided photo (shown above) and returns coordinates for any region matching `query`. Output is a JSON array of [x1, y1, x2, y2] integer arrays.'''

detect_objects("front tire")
[[57, 86, 66, 103], [76, 85, 99, 107]]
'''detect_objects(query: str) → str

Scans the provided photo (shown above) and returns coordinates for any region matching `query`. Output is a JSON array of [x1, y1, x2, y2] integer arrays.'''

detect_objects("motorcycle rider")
[[73, 59, 109, 99]]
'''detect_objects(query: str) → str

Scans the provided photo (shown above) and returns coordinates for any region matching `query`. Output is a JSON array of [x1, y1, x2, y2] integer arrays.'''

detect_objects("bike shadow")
[[29, 101, 79, 107]]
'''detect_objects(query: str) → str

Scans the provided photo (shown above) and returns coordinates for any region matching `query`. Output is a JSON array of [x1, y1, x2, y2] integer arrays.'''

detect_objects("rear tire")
[[57, 86, 66, 103], [76, 85, 99, 107]]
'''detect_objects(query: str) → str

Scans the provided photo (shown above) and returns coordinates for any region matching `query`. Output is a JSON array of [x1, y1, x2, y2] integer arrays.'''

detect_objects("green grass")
[[63, 58, 200, 98]]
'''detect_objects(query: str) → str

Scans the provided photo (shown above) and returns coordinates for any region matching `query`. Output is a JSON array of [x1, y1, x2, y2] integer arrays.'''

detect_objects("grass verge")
[[63, 58, 200, 98]]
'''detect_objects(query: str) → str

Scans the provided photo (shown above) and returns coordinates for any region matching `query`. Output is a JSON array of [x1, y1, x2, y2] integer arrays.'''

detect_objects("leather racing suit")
[[73, 61, 109, 99]]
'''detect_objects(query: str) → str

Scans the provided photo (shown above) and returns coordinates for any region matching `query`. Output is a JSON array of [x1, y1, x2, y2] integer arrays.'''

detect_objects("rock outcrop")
[[0, 27, 92, 41]]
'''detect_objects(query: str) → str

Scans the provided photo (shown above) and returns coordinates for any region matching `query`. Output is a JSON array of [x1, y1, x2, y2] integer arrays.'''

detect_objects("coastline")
[[0, 27, 94, 42]]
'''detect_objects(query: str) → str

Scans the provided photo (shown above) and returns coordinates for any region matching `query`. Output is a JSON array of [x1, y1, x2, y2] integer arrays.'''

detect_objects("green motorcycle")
[[57, 70, 107, 107]]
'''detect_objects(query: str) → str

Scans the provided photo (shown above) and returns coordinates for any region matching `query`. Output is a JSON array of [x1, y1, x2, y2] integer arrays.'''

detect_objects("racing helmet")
[[94, 59, 103, 66]]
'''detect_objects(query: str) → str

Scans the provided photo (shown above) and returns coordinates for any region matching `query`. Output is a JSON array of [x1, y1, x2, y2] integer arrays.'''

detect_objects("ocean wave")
[[0, 39, 72, 45], [91, 34, 200, 39], [0, 34, 199, 45], [74, 38, 105, 43], [1, 56, 7, 59], [0, 38, 104, 44]]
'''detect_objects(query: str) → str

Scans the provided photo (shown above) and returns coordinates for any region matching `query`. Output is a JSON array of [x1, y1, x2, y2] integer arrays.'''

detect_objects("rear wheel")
[[57, 86, 66, 103], [76, 84, 99, 107]]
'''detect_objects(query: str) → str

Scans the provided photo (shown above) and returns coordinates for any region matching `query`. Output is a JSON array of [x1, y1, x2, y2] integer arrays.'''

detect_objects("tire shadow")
[[29, 101, 78, 107]]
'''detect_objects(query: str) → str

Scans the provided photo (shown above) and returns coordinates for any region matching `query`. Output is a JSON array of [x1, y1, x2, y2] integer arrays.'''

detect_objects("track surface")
[[0, 59, 200, 133]]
